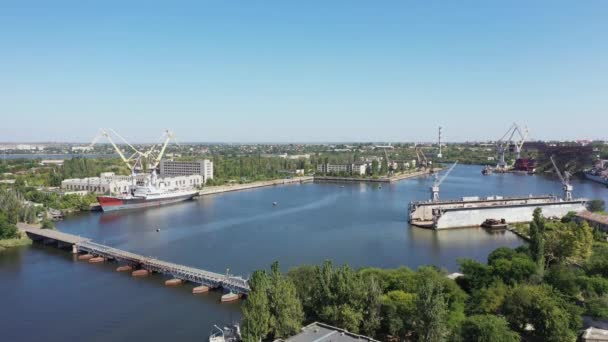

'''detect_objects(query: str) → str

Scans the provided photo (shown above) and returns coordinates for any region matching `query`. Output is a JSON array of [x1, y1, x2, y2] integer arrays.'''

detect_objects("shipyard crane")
[[550, 155, 573, 201], [378, 144, 395, 175], [89, 129, 144, 174], [496, 123, 527, 170], [431, 161, 458, 202], [147, 130, 174, 170], [415, 145, 429, 170]]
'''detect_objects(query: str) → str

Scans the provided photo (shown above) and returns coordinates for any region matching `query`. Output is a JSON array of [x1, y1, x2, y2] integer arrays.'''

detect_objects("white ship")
[[97, 171, 198, 212]]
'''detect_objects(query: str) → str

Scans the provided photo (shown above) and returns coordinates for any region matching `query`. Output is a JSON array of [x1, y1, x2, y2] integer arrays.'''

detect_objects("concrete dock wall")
[[436, 202, 586, 229], [199, 176, 313, 196]]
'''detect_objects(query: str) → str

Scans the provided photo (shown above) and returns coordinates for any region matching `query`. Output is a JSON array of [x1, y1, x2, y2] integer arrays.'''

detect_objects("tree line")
[[241, 208, 608, 341]]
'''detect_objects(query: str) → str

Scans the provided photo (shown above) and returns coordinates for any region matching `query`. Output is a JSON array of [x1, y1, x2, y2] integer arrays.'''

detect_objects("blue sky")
[[0, 1, 606, 142]]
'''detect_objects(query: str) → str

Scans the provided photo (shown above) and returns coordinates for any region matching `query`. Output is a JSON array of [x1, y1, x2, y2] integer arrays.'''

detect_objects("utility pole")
[[437, 126, 443, 158]]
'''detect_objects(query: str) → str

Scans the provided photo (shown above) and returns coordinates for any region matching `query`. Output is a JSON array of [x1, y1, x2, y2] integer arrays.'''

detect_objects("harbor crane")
[[550, 155, 573, 201], [89, 129, 175, 174], [431, 161, 458, 202], [89, 129, 145, 174], [378, 144, 395, 175], [415, 145, 429, 170], [496, 123, 528, 170]]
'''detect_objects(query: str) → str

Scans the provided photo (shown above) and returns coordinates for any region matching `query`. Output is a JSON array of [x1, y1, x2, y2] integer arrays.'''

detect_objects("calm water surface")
[[2, 165, 607, 341]]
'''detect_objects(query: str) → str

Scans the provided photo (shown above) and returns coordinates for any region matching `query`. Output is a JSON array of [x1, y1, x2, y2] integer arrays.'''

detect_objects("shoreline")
[[198, 176, 314, 196], [0, 225, 34, 252], [313, 170, 432, 183], [198, 170, 435, 197]]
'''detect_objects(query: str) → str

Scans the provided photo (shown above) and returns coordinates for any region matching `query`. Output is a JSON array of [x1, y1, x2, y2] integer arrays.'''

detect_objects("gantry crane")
[[550, 155, 573, 201], [89, 129, 175, 175], [431, 161, 458, 201], [496, 123, 528, 170]]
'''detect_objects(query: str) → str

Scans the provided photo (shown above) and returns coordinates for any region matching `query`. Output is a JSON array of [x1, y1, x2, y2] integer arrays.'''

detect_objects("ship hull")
[[584, 173, 608, 186], [432, 201, 586, 229], [409, 196, 587, 229], [97, 193, 197, 212]]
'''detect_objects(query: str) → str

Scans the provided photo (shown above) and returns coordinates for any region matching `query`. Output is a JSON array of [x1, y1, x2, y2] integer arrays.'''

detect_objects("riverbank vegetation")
[[242, 208, 608, 341], [0, 190, 34, 251]]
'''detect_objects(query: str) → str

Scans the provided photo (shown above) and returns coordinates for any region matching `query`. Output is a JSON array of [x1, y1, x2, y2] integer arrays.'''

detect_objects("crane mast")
[[496, 123, 527, 170], [550, 155, 573, 201], [431, 161, 458, 202]]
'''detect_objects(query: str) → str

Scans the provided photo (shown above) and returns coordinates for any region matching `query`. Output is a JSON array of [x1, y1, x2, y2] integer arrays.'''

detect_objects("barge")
[[409, 160, 587, 229]]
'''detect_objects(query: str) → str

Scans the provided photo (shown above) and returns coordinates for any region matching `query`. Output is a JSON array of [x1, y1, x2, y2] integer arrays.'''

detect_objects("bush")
[[587, 199, 606, 213], [41, 218, 55, 230], [0, 213, 18, 239]]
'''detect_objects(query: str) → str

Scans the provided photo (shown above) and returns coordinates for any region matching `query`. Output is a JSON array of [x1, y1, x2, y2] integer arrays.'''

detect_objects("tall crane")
[[88, 129, 143, 174], [378, 144, 395, 175], [496, 123, 527, 169], [431, 161, 458, 201], [550, 155, 573, 201], [415, 145, 429, 170], [147, 130, 174, 170]]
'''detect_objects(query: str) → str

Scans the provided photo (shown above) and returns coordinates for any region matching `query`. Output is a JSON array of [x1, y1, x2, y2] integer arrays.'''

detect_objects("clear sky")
[[0, 1, 606, 142]]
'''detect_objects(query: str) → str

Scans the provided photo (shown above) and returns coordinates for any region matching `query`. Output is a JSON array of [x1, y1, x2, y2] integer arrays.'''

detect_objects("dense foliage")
[[242, 209, 607, 341]]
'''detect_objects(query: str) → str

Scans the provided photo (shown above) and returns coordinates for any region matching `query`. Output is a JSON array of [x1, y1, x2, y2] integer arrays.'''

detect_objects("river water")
[[1, 165, 607, 341]]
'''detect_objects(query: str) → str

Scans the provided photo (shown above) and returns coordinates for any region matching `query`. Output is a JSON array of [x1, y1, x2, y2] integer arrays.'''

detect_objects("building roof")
[[577, 210, 608, 226], [582, 327, 608, 341], [281, 322, 379, 342]]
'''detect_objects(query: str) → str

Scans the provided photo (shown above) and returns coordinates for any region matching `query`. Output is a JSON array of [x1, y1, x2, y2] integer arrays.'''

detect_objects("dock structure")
[[19, 225, 250, 296]]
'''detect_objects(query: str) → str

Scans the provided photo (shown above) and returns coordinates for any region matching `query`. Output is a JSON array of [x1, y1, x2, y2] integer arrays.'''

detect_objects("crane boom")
[[550, 155, 573, 201], [431, 161, 458, 201], [150, 130, 173, 170], [101, 130, 135, 172], [435, 161, 458, 187]]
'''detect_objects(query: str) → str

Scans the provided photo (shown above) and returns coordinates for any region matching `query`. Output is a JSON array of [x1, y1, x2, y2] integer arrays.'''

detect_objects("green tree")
[[0, 213, 18, 239], [502, 284, 579, 342], [242, 270, 271, 341], [466, 282, 509, 315], [459, 315, 519, 342], [415, 275, 449, 342], [41, 218, 55, 229], [587, 199, 606, 212], [380, 290, 417, 338], [544, 220, 593, 266], [529, 208, 546, 272], [267, 262, 304, 339]]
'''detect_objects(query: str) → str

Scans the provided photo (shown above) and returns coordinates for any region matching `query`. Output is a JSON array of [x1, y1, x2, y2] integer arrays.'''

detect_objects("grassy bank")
[[0, 234, 32, 252]]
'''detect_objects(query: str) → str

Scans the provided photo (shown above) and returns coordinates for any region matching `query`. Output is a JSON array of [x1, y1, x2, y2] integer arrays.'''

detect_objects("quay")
[[18, 224, 250, 298], [314, 170, 433, 183], [199, 176, 313, 196]]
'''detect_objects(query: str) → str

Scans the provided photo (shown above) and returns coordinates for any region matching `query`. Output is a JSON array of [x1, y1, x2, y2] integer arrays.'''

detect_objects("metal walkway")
[[20, 225, 250, 295]]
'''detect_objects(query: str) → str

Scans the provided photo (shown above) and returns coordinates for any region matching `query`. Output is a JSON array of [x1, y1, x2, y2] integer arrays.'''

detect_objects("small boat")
[[221, 292, 241, 302], [481, 218, 507, 230], [209, 324, 241, 342], [156, 228, 161, 232], [482, 166, 493, 175], [272, 201, 278, 206]]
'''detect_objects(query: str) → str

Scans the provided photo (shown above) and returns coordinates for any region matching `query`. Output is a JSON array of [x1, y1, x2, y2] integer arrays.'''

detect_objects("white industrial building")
[[159, 160, 213, 183], [61, 172, 203, 195], [317, 163, 367, 176]]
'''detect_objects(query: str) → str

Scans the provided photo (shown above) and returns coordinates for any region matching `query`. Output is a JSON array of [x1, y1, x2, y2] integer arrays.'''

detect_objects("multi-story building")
[[317, 163, 367, 176], [159, 160, 213, 183]]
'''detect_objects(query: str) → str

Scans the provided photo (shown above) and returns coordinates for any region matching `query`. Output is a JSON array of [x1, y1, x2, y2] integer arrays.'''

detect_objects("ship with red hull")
[[97, 190, 198, 212], [97, 171, 199, 212]]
